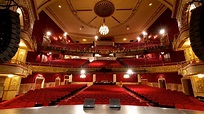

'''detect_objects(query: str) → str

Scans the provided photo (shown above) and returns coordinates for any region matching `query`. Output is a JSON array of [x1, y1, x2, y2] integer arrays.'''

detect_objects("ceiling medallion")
[[94, 0, 115, 17]]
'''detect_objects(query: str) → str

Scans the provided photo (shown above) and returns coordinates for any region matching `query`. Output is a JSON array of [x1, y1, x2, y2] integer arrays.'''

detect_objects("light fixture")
[[197, 74, 204, 78], [124, 74, 130, 79], [81, 69, 85, 74], [46, 31, 51, 36], [8, 74, 14, 78], [127, 69, 133, 74], [58, 5, 62, 8], [189, 3, 196, 11], [149, 3, 152, 6], [80, 74, 86, 78], [63, 32, 68, 37], [99, 18, 109, 35], [142, 31, 147, 36], [137, 37, 141, 42], [126, 25, 129, 30], [159, 29, 165, 35], [95, 35, 98, 40], [16, 8, 22, 14], [80, 26, 84, 30]]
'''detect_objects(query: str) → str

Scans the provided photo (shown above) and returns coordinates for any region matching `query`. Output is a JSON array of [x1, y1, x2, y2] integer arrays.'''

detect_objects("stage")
[[0, 105, 203, 114]]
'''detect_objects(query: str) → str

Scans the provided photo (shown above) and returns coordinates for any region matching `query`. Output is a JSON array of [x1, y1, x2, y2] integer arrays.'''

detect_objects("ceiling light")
[[80, 26, 84, 30], [58, 5, 62, 8], [123, 38, 127, 41], [159, 29, 165, 35], [95, 35, 98, 40], [99, 24, 109, 35], [126, 25, 129, 30], [63, 32, 68, 36], [142, 31, 147, 36], [83, 39, 86, 41], [137, 37, 141, 42], [46, 31, 51, 36], [149, 3, 152, 6]]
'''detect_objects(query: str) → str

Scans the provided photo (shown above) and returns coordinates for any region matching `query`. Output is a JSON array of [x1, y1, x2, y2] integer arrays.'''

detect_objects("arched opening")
[[34, 75, 45, 89]]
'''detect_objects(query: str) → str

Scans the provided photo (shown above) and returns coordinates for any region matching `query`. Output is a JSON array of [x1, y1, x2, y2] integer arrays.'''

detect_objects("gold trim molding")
[[32, 65, 178, 73], [0, 64, 32, 77]]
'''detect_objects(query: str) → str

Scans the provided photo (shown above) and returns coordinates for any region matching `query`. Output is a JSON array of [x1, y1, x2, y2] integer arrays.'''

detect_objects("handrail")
[[27, 61, 180, 68]]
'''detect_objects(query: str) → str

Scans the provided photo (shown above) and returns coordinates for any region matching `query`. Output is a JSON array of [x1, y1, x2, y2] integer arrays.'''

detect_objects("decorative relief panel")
[[190, 76, 204, 97]]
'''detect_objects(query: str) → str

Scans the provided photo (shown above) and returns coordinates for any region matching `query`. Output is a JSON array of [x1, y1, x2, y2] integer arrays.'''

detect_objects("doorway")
[[158, 77, 166, 89]]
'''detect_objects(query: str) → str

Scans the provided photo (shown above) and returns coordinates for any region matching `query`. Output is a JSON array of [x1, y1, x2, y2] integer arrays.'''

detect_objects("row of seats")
[[0, 84, 87, 109], [59, 85, 148, 106], [123, 84, 204, 111]]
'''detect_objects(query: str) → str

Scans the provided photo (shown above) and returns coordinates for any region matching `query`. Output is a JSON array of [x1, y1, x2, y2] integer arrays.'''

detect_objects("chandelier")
[[99, 24, 109, 35]]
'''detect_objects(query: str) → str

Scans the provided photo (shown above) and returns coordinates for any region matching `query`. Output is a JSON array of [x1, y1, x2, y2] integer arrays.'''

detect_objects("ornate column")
[[184, 47, 199, 63], [69, 74, 72, 83], [2, 76, 22, 100], [137, 74, 141, 85], [113, 74, 116, 83], [93, 74, 96, 82]]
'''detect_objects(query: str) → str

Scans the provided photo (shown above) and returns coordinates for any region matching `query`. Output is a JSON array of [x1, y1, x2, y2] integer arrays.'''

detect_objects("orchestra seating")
[[0, 84, 87, 109], [59, 85, 148, 106], [123, 84, 204, 111], [87, 60, 123, 68]]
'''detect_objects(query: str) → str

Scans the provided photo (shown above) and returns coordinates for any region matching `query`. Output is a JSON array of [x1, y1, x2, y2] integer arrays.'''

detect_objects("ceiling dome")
[[94, 0, 115, 17]]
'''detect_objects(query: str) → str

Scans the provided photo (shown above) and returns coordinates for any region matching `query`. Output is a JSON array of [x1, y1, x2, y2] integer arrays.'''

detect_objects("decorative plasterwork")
[[32, 65, 178, 73], [179, 62, 204, 76], [66, 0, 142, 29], [0, 64, 32, 77]]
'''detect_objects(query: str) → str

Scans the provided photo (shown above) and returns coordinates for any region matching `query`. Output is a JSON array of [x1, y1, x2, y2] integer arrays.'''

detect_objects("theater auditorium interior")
[[1, 0, 204, 114]]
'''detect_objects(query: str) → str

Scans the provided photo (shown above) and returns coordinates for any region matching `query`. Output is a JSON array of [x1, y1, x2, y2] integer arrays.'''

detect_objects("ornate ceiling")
[[33, 0, 175, 43]]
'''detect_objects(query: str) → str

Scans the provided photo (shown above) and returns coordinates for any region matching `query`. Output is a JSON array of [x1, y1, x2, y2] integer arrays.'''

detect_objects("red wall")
[[116, 73, 137, 82], [170, 51, 185, 62], [141, 72, 182, 84], [21, 73, 65, 84], [21, 72, 182, 84], [72, 74, 93, 82], [96, 73, 113, 82]]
